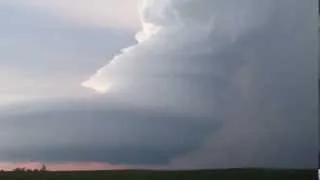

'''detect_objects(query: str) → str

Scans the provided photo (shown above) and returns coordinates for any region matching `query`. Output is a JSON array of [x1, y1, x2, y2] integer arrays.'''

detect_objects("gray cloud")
[[0, 99, 220, 165], [83, 0, 318, 169]]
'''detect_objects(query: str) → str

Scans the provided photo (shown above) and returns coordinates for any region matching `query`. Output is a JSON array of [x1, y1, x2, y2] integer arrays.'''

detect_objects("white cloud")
[[83, 0, 318, 168]]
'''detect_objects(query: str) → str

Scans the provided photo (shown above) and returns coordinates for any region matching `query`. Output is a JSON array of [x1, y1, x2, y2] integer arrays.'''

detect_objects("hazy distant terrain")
[[0, 169, 315, 180]]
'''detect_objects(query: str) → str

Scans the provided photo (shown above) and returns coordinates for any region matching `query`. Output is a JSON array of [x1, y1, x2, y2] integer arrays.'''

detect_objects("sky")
[[0, 0, 318, 171]]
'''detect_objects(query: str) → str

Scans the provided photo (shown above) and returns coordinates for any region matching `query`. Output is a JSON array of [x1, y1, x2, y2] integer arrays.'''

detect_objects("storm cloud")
[[0, 0, 317, 170], [0, 99, 219, 165], [83, 0, 318, 168]]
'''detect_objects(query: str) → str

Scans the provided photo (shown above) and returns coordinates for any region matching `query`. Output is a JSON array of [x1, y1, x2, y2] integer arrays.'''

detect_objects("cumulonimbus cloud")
[[82, 0, 318, 168]]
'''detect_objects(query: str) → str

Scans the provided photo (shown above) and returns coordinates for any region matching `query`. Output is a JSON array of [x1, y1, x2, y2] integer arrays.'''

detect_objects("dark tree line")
[[0, 164, 47, 173]]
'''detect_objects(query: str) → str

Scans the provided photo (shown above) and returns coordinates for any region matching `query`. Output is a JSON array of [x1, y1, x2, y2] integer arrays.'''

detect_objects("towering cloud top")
[[82, 0, 274, 95]]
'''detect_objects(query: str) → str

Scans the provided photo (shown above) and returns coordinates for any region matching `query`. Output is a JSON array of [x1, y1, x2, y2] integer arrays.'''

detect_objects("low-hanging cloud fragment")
[[82, 0, 318, 168]]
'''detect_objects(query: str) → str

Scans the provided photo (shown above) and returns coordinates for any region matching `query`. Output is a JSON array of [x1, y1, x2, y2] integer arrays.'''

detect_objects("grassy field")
[[0, 169, 316, 180]]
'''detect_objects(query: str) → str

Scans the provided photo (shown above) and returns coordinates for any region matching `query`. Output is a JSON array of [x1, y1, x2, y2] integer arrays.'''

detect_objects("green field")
[[0, 169, 316, 180]]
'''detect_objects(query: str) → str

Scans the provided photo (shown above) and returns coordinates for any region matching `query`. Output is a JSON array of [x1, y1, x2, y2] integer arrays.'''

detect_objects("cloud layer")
[[83, 0, 318, 168], [0, 99, 219, 165]]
